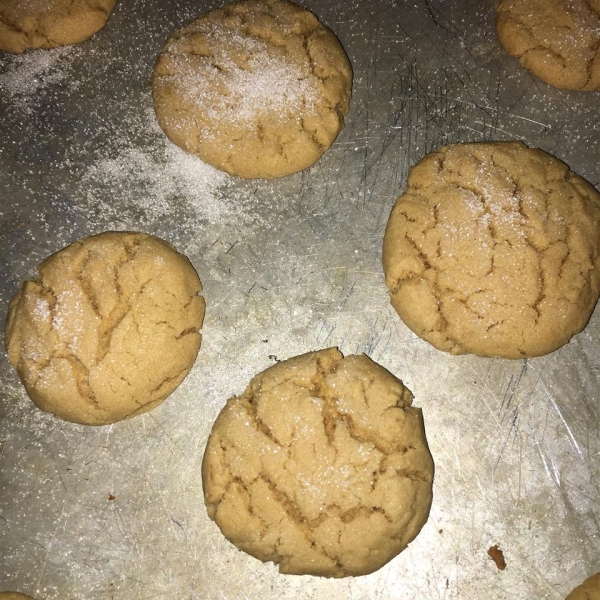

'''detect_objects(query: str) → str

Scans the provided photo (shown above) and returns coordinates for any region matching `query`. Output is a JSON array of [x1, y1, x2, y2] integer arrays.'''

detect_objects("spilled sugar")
[[472, 161, 525, 236], [72, 104, 273, 232], [34, 297, 51, 321], [0, 46, 79, 113], [52, 290, 84, 338], [0, 45, 265, 233], [80, 131, 234, 225]]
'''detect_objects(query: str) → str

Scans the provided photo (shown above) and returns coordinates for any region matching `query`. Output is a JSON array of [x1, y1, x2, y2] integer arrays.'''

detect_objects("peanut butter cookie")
[[202, 347, 434, 577], [382, 141, 600, 358], [152, 0, 353, 179], [496, 0, 600, 90], [5, 232, 205, 425], [0, 0, 118, 54]]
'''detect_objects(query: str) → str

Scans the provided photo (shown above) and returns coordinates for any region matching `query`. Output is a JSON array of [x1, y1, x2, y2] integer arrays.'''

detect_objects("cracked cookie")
[[565, 573, 600, 599], [382, 141, 600, 359], [5, 232, 205, 425], [151, 0, 353, 179], [496, 0, 600, 91], [0, 0, 118, 54], [202, 347, 434, 577]]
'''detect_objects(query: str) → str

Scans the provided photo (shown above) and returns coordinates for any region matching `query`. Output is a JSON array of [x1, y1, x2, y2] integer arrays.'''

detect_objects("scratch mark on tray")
[[224, 240, 238, 254], [532, 427, 560, 487], [472, 121, 526, 140], [448, 98, 551, 128], [424, 0, 448, 31], [529, 365, 583, 458], [361, 62, 370, 208], [501, 360, 527, 416], [170, 514, 185, 532], [389, 12, 414, 40]]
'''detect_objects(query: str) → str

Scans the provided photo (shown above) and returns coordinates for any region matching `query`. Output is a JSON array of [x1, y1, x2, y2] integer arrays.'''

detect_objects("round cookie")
[[565, 573, 600, 600], [5, 232, 205, 425], [496, 0, 600, 91], [0, 0, 118, 54], [151, 0, 353, 179], [202, 347, 434, 577], [0, 594, 36, 600], [382, 141, 600, 359]]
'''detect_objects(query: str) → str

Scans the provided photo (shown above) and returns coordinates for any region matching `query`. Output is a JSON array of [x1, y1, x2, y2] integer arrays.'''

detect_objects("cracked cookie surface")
[[0, 0, 118, 54], [151, 0, 353, 179], [202, 347, 434, 577], [5, 232, 205, 425], [496, 0, 600, 90], [565, 573, 600, 600], [382, 141, 600, 358]]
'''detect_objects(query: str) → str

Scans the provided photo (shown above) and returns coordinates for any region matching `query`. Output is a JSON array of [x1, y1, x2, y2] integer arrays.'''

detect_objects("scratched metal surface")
[[0, 0, 599, 598]]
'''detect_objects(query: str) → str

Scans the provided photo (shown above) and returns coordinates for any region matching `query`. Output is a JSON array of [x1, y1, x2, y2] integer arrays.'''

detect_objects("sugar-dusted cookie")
[[202, 347, 434, 577], [382, 141, 600, 358], [565, 573, 600, 600], [152, 0, 353, 179], [0, 0, 118, 54], [496, 0, 600, 90], [5, 232, 205, 425]]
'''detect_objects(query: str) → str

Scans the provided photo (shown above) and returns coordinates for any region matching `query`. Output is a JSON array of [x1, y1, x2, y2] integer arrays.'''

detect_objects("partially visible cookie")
[[202, 347, 434, 577], [496, 0, 600, 91], [0, 593, 37, 600], [382, 141, 600, 358], [0, 0, 118, 54], [152, 0, 353, 179], [5, 232, 205, 425], [565, 573, 600, 600]]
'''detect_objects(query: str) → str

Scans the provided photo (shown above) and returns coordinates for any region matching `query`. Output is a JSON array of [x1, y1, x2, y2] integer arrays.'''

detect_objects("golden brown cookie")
[[496, 0, 600, 91], [202, 347, 434, 577], [152, 0, 353, 179], [382, 141, 600, 359], [5, 232, 205, 425], [0, 593, 36, 600], [565, 573, 600, 600], [0, 0, 118, 54]]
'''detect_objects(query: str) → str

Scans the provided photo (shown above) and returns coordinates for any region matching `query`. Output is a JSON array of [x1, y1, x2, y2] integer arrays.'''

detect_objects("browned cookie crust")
[[0, 593, 37, 600], [5, 232, 205, 425], [382, 141, 600, 358], [152, 0, 353, 179], [565, 573, 600, 600], [202, 347, 434, 577], [496, 0, 600, 90], [0, 0, 118, 54]]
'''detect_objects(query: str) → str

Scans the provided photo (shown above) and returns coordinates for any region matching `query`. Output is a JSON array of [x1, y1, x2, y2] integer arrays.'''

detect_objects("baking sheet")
[[0, 0, 599, 598]]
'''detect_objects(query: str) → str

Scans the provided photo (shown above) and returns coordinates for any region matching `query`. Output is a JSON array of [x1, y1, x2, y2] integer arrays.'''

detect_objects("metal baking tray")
[[1, 0, 598, 598]]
